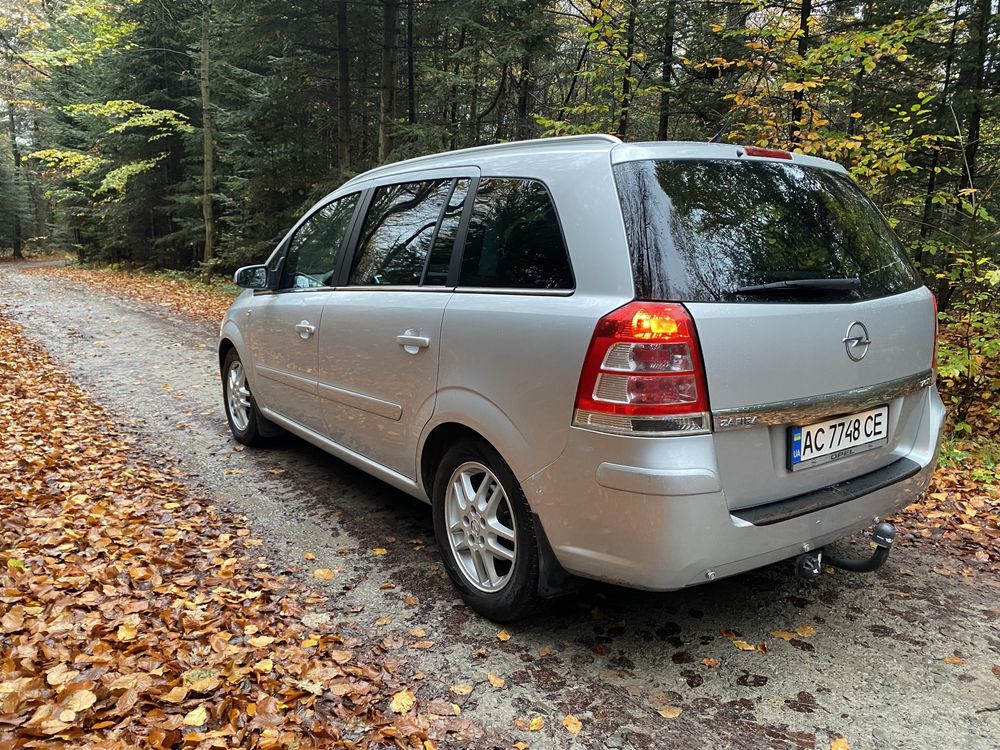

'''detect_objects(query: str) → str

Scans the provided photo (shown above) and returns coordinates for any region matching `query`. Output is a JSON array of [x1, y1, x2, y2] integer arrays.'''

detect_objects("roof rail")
[[344, 134, 623, 187]]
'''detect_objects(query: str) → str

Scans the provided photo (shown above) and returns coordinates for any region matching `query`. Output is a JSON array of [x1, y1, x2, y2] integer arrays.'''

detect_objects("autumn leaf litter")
[[0, 317, 480, 747]]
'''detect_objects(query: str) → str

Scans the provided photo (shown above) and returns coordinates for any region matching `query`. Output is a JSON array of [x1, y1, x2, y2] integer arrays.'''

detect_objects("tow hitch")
[[794, 522, 896, 580]]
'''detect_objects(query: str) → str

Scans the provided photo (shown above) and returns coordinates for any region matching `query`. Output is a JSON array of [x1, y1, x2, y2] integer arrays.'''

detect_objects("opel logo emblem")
[[843, 321, 871, 361]]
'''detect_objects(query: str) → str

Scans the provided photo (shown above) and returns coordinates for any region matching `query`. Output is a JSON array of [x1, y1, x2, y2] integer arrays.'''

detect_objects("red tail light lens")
[[573, 302, 710, 435], [931, 292, 938, 369]]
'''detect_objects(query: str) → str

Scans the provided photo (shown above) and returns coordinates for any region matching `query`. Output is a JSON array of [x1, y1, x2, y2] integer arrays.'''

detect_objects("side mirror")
[[234, 264, 269, 290]]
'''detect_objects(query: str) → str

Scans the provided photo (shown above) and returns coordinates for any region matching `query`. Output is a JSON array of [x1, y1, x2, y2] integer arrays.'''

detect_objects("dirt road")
[[2, 264, 997, 750]]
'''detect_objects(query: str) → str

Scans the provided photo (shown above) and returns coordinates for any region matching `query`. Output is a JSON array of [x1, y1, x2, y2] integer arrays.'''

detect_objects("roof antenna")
[[709, 113, 734, 143]]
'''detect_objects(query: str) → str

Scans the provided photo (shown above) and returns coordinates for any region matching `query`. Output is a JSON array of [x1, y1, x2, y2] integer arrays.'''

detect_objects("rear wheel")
[[432, 439, 539, 622], [222, 349, 271, 446]]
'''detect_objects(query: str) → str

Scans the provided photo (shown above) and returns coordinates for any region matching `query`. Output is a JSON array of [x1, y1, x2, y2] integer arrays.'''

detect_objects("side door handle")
[[397, 329, 430, 354], [295, 320, 316, 339]]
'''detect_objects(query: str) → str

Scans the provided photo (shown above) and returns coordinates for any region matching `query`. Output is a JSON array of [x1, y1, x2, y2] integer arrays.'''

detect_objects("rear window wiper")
[[730, 277, 861, 295]]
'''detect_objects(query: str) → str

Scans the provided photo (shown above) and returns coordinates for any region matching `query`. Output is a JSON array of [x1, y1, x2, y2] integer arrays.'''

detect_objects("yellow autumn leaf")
[[496, 629, 511, 642], [182, 705, 209, 726], [390, 688, 415, 713], [254, 658, 274, 673], [449, 683, 474, 696], [701, 657, 720, 667], [116, 623, 138, 641], [162, 686, 188, 703], [771, 630, 796, 641], [65, 689, 97, 712], [831, 738, 850, 750], [312, 568, 335, 580], [487, 673, 505, 689], [732, 639, 756, 651], [372, 548, 388, 555], [943, 655, 967, 665], [795, 624, 817, 637], [563, 714, 582, 734], [658, 705, 683, 718], [529, 715, 544, 731]]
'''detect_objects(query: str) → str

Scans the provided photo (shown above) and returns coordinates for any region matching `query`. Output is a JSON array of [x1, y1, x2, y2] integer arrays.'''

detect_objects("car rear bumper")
[[521, 386, 945, 591]]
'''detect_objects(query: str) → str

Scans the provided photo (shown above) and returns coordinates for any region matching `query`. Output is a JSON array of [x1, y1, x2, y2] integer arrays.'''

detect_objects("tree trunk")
[[448, 26, 466, 150], [337, 0, 351, 179], [7, 105, 23, 259], [199, 0, 215, 269], [789, 0, 812, 144], [918, 0, 960, 245], [956, 0, 991, 191], [379, 0, 400, 162], [656, 0, 676, 141], [516, 52, 532, 139], [617, 9, 636, 138], [406, 0, 415, 124]]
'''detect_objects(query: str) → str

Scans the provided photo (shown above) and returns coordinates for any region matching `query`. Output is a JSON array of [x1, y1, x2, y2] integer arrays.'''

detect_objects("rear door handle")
[[295, 320, 316, 339], [397, 330, 430, 353]]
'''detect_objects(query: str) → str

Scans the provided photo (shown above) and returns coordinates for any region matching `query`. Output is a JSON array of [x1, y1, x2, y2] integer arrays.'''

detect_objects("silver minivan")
[[220, 135, 944, 621]]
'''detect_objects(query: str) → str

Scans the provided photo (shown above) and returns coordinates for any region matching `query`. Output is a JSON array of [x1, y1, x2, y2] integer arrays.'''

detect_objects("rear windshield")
[[614, 159, 922, 302]]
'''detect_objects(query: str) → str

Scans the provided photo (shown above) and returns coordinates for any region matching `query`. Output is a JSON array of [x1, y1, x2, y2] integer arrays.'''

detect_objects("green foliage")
[[1, 0, 997, 371]]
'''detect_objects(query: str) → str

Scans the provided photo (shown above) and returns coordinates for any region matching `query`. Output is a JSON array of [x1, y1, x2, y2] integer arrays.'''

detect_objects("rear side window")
[[460, 178, 572, 290], [282, 192, 359, 289], [614, 160, 921, 302], [349, 180, 452, 286]]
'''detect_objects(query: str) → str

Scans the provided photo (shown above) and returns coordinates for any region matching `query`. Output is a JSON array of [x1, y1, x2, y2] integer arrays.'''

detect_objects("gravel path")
[[2, 264, 998, 750]]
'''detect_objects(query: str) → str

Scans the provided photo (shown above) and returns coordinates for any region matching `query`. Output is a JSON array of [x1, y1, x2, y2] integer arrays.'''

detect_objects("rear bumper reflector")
[[731, 457, 922, 526]]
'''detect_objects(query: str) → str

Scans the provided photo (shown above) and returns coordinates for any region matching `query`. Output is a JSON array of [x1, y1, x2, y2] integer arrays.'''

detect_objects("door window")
[[282, 192, 360, 289], [349, 180, 453, 286], [459, 178, 573, 290]]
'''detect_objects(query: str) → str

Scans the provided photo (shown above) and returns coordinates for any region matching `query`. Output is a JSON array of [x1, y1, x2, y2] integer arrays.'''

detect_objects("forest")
[[0, 1, 997, 377]]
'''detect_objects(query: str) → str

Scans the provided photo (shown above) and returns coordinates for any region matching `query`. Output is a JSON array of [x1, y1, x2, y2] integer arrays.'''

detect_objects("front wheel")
[[222, 348, 271, 446], [432, 439, 540, 622]]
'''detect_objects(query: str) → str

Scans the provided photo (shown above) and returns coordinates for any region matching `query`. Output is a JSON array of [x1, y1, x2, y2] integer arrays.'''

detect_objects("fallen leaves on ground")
[[0, 316, 476, 747], [22, 265, 236, 324], [897, 467, 1000, 570], [562, 714, 582, 735], [657, 706, 683, 719]]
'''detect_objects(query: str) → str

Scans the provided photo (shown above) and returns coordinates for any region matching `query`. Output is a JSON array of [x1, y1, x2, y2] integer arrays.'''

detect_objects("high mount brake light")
[[743, 146, 793, 160], [573, 302, 711, 436]]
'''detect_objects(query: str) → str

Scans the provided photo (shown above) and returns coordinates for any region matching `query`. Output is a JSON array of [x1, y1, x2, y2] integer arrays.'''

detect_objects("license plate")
[[789, 405, 889, 471]]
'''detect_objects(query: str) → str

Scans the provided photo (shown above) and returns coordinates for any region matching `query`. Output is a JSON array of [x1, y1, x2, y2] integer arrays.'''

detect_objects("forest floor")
[[1, 261, 999, 750]]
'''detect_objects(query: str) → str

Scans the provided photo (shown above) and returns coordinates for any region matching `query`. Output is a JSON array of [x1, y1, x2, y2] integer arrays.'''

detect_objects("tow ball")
[[794, 522, 896, 580]]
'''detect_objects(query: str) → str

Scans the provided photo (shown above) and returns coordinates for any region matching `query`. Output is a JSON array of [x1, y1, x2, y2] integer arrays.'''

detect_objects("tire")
[[432, 438, 540, 622], [222, 348, 272, 447]]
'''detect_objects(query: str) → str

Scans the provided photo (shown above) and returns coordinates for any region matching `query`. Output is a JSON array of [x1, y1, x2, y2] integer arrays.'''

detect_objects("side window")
[[282, 193, 360, 289], [423, 179, 470, 285], [349, 180, 452, 286], [459, 179, 572, 290]]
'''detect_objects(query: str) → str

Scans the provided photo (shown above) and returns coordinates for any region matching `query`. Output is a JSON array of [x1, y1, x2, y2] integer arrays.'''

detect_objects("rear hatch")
[[613, 147, 936, 510]]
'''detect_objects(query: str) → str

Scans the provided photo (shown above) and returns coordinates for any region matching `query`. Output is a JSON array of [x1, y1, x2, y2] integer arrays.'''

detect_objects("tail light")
[[931, 292, 938, 369], [573, 302, 711, 435]]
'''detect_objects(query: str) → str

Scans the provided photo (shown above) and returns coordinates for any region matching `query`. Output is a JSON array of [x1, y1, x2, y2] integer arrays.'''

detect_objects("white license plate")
[[789, 405, 889, 471]]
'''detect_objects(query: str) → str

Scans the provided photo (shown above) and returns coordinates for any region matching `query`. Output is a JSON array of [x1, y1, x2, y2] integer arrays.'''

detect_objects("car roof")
[[339, 135, 847, 191]]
